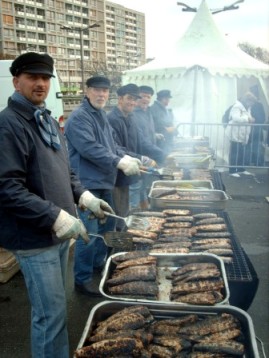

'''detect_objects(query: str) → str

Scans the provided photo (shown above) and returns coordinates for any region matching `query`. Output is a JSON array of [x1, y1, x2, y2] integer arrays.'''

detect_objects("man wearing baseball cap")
[[0, 53, 114, 357], [64, 76, 140, 295]]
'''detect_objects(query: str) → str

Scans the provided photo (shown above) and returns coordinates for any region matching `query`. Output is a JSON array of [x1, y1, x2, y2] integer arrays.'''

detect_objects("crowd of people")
[[0, 52, 177, 358]]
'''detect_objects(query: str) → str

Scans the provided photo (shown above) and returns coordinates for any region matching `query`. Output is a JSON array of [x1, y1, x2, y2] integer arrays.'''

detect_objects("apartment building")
[[0, 0, 146, 90]]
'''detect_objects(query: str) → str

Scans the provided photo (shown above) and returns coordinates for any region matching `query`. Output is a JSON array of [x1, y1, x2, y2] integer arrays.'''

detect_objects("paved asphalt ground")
[[0, 168, 268, 358]]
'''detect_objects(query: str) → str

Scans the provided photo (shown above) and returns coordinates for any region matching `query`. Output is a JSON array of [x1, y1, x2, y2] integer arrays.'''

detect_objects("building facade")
[[0, 0, 145, 91]]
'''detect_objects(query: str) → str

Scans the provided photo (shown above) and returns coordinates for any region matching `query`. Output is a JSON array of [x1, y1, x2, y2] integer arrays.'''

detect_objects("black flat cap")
[[157, 89, 172, 99], [86, 76, 111, 88], [139, 85, 154, 95], [10, 52, 55, 77], [117, 84, 141, 98]]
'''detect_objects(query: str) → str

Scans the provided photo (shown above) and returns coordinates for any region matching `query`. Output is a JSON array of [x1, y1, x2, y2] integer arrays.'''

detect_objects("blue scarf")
[[11, 92, 61, 151]]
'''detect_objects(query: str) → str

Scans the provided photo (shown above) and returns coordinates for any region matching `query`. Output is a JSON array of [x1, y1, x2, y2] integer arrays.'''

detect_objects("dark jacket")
[[64, 97, 125, 190], [133, 106, 156, 145], [107, 106, 165, 187], [150, 100, 175, 152], [0, 99, 85, 250]]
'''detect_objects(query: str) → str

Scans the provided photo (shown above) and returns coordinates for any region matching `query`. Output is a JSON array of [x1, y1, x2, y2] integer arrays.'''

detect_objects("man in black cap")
[[150, 89, 177, 153], [108, 83, 165, 218], [64, 76, 140, 294], [0, 53, 113, 357]]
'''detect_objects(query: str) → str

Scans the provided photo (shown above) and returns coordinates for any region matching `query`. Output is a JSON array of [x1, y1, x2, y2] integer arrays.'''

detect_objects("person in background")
[[227, 91, 257, 177], [0, 53, 111, 358], [131, 85, 166, 209], [64, 76, 140, 296], [107, 83, 165, 219], [150, 89, 177, 154], [248, 85, 266, 166]]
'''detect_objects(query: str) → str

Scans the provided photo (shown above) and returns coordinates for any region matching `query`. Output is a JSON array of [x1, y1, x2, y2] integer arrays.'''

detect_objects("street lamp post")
[[61, 21, 102, 91]]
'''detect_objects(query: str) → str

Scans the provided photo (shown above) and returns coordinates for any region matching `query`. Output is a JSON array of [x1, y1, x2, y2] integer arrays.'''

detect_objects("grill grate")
[[114, 208, 254, 282], [191, 209, 253, 282]]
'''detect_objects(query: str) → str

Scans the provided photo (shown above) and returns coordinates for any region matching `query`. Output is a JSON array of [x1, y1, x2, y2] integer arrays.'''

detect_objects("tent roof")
[[126, 0, 269, 78]]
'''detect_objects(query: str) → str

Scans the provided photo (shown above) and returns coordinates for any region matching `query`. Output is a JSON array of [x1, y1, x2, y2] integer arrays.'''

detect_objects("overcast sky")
[[111, 0, 269, 58]]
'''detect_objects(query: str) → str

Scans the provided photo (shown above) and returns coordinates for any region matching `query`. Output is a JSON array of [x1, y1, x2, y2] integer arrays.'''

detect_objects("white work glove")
[[78, 191, 114, 220], [53, 209, 89, 243], [141, 156, 157, 168], [155, 133, 165, 141], [117, 155, 141, 176]]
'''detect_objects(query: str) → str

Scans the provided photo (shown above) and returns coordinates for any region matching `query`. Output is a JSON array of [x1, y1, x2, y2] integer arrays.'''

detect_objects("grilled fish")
[[158, 236, 192, 243], [171, 279, 224, 295], [88, 329, 153, 345], [179, 313, 238, 336], [95, 305, 152, 333], [195, 224, 227, 232], [191, 244, 232, 251], [112, 251, 150, 263], [150, 247, 190, 254], [193, 340, 244, 355], [172, 263, 218, 276], [74, 337, 144, 357], [127, 229, 158, 239], [107, 266, 157, 286], [164, 222, 192, 228], [152, 242, 192, 249], [115, 256, 156, 269], [166, 215, 194, 222], [172, 268, 221, 283], [191, 238, 231, 245], [195, 217, 225, 225], [194, 231, 231, 238], [132, 237, 155, 245], [171, 291, 223, 305], [163, 209, 191, 216], [152, 336, 191, 353], [150, 315, 198, 335], [148, 344, 174, 357], [108, 281, 158, 297], [198, 328, 241, 342], [193, 213, 218, 219]]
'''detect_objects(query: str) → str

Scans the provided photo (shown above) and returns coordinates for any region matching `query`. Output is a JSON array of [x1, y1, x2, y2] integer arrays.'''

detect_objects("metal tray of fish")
[[75, 301, 259, 358], [99, 253, 230, 305], [166, 153, 212, 169], [151, 179, 214, 190], [148, 188, 229, 210]]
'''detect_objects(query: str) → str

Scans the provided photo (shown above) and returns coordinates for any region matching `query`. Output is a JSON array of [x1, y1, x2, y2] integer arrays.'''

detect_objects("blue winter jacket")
[[107, 106, 165, 187], [64, 97, 125, 190]]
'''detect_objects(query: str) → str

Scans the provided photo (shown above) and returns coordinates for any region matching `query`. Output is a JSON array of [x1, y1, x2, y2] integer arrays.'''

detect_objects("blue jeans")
[[129, 180, 142, 210], [74, 189, 115, 285], [14, 241, 70, 358]]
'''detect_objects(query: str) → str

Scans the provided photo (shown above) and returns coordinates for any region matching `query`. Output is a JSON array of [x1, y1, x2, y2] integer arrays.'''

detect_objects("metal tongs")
[[140, 166, 174, 180], [103, 211, 150, 230]]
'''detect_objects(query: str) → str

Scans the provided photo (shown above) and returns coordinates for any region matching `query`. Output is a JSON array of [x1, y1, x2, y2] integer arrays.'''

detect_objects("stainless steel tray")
[[151, 179, 214, 190], [148, 188, 229, 210], [75, 301, 259, 358], [166, 153, 212, 169], [100, 253, 229, 305]]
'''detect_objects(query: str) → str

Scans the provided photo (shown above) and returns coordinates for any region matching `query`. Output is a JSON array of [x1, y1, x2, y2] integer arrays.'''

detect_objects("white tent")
[[122, 0, 269, 126]]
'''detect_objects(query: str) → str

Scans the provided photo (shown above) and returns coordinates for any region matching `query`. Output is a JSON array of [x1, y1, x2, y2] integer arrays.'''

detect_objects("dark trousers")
[[229, 141, 247, 174]]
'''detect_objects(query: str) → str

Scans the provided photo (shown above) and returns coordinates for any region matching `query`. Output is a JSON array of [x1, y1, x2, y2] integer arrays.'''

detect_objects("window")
[[3, 15, 14, 25]]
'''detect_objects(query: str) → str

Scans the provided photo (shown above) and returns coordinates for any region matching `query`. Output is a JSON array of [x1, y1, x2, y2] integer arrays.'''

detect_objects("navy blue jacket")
[[133, 107, 157, 145], [0, 99, 85, 250], [107, 106, 165, 187], [64, 97, 125, 190]]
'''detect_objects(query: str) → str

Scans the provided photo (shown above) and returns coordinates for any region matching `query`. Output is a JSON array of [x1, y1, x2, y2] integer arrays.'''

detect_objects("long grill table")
[[116, 208, 258, 310]]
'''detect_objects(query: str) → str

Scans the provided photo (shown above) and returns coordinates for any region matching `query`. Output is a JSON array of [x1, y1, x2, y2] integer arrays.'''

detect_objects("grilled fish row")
[[76, 307, 246, 357]]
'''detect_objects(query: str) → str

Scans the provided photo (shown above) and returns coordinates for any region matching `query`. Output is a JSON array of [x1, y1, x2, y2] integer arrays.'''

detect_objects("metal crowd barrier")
[[175, 122, 269, 170]]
